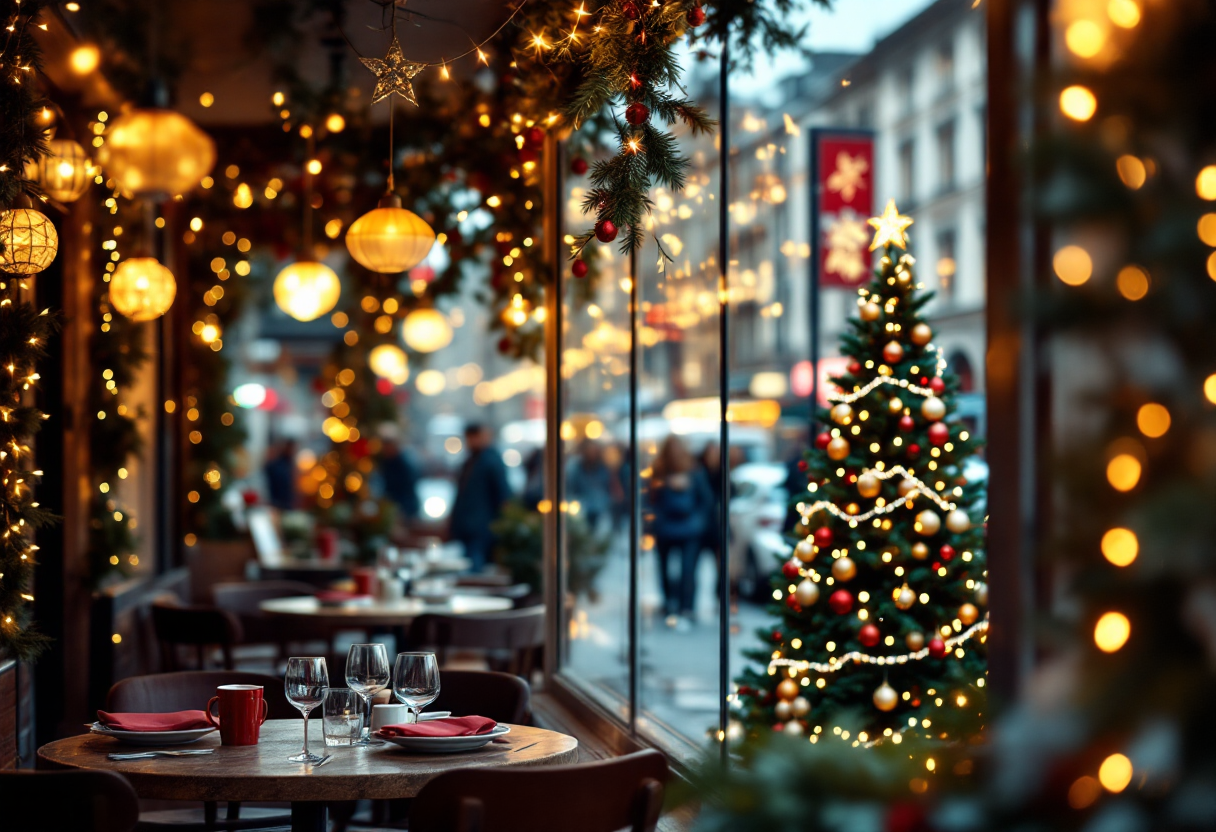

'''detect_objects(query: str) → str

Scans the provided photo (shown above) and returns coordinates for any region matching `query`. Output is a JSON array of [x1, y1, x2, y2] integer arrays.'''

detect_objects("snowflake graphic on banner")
[[824, 209, 870, 283], [826, 152, 870, 203]]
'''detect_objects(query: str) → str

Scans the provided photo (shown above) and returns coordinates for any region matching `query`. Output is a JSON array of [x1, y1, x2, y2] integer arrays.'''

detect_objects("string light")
[[768, 619, 988, 675]]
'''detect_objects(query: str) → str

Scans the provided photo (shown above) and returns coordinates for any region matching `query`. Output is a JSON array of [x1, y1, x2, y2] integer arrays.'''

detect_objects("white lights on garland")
[[767, 619, 988, 676]]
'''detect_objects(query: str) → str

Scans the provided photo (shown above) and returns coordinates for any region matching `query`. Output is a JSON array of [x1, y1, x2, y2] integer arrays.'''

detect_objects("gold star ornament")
[[867, 198, 914, 251], [361, 37, 426, 106]]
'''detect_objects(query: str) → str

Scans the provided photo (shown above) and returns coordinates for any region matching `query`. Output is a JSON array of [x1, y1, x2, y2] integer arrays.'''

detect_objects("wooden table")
[[39, 719, 578, 832]]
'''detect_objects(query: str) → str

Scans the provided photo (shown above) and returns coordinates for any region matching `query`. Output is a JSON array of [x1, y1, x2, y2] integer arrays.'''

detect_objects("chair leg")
[[225, 801, 241, 820], [204, 801, 218, 828], [456, 796, 484, 832]]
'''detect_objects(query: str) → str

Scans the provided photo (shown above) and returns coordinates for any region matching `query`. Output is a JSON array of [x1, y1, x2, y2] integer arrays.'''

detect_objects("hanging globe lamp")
[[26, 138, 93, 203], [402, 308, 452, 353], [109, 256, 177, 321], [98, 108, 216, 196], [273, 260, 341, 322], [345, 193, 436, 274], [0, 206, 59, 274], [368, 343, 409, 381]]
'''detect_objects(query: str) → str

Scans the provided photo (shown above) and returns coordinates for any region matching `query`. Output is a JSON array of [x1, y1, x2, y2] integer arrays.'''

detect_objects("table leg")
[[291, 801, 328, 832]]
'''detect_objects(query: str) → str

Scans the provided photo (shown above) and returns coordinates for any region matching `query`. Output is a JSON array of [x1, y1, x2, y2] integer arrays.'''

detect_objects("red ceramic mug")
[[206, 684, 268, 746]]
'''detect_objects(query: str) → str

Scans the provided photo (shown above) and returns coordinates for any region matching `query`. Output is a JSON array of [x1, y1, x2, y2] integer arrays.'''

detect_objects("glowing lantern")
[[368, 343, 409, 381], [402, 308, 452, 353], [109, 257, 177, 321], [345, 194, 436, 274], [98, 109, 216, 196], [0, 207, 58, 274], [273, 260, 341, 322], [26, 139, 93, 202]]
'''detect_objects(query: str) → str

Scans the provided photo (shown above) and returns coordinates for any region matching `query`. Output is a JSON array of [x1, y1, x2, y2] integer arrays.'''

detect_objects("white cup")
[[370, 703, 410, 732]]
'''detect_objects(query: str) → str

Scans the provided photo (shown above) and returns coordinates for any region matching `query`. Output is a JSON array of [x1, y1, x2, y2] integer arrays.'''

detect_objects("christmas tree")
[[736, 200, 988, 747]]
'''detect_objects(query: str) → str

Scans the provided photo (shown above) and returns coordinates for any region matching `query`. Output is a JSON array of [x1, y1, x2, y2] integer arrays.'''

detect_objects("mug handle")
[[206, 696, 221, 728], [258, 698, 268, 725]]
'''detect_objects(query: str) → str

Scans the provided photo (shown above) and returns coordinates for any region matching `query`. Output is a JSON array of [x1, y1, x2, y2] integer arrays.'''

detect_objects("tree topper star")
[[867, 198, 914, 251], [360, 37, 426, 106]]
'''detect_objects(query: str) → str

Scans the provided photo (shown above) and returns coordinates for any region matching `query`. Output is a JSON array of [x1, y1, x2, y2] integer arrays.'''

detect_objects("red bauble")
[[621, 0, 641, 19], [929, 377, 946, 394], [772, 631, 783, 643], [899, 415, 915, 431], [928, 422, 950, 446], [625, 102, 650, 125], [782, 560, 801, 580], [907, 443, 921, 457], [939, 544, 955, 561], [518, 147, 539, 165], [374, 377, 393, 396], [928, 637, 947, 658], [858, 623, 881, 647], [571, 259, 589, 278], [797, 460, 808, 471], [847, 361, 862, 375], [595, 219, 618, 243], [814, 432, 831, 449], [571, 157, 589, 175], [497, 336, 513, 354], [785, 594, 802, 613], [919, 377, 930, 386], [828, 589, 853, 615], [350, 437, 370, 459], [687, 3, 706, 26], [524, 126, 546, 150], [812, 526, 833, 548]]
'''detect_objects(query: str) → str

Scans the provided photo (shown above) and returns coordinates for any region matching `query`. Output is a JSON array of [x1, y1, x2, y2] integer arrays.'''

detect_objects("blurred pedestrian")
[[264, 439, 296, 511], [566, 440, 612, 531], [377, 424, 420, 521], [449, 423, 512, 571], [648, 435, 713, 630], [522, 447, 545, 511], [698, 442, 734, 605]]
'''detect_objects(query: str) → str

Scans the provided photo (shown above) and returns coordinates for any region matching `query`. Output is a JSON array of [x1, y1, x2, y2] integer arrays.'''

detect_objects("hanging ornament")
[[795, 578, 820, 607], [858, 623, 881, 647], [860, 301, 881, 322], [687, 2, 706, 26], [939, 544, 955, 561], [883, 341, 904, 363], [625, 102, 650, 125], [921, 396, 946, 421], [346, 194, 436, 274], [621, 0, 641, 20], [847, 360, 862, 375], [571, 259, 588, 278], [785, 594, 802, 612], [524, 127, 546, 151], [927, 637, 947, 658], [907, 442, 922, 457], [910, 322, 933, 346], [774, 700, 792, 721], [828, 589, 853, 615], [975, 583, 989, 606], [791, 696, 811, 718], [845, 502, 860, 516], [868, 199, 914, 251], [905, 631, 925, 651], [910, 542, 929, 560], [794, 539, 815, 560], [894, 586, 916, 610], [110, 257, 176, 321], [0, 207, 58, 274], [782, 559, 802, 579], [915, 510, 941, 536], [929, 377, 946, 394], [571, 157, 589, 176], [898, 477, 918, 498], [928, 422, 949, 445], [595, 219, 618, 243], [857, 471, 881, 498], [898, 414, 915, 431], [945, 509, 971, 533], [99, 109, 215, 196], [812, 526, 833, 549], [881, 545, 902, 562], [887, 396, 904, 414], [831, 557, 856, 582], [402, 308, 453, 353], [872, 681, 898, 712], [274, 261, 340, 322], [26, 138, 92, 203], [814, 432, 831, 449], [776, 678, 799, 701], [783, 720, 804, 737], [360, 37, 426, 105], [959, 603, 979, 625], [367, 343, 409, 383], [827, 436, 850, 460], [830, 403, 854, 425]]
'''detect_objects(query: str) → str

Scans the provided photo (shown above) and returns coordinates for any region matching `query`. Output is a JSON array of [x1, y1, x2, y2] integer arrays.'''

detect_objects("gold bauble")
[[915, 510, 941, 536], [830, 403, 854, 425], [894, 586, 916, 610], [774, 699, 793, 721], [974, 583, 989, 606], [98, 108, 215, 196], [883, 340, 905, 364], [857, 472, 881, 499], [791, 696, 811, 718], [26, 138, 92, 203], [826, 436, 850, 461], [921, 396, 946, 421], [958, 603, 979, 626], [905, 631, 925, 651], [873, 682, 899, 712], [910, 542, 929, 560], [109, 257, 176, 321], [783, 720, 805, 736], [898, 478, 919, 498], [776, 678, 799, 701], [888, 396, 904, 414], [273, 260, 341, 322], [910, 322, 933, 346], [845, 502, 860, 516], [945, 509, 971, 534], [860, 301, 881, 321], [367, 343, 409, 385], [402, 308, 453, 353], [345, 194, 436, 273], [831, 557, 856, 582], [795, 538, 815, 560], [795, 578, 820, 607], [0, 208, 58, 274]]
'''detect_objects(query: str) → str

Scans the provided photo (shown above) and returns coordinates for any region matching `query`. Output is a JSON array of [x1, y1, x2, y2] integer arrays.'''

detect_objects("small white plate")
[[377, 723, 509, 753], [89, 723, 216, 746]]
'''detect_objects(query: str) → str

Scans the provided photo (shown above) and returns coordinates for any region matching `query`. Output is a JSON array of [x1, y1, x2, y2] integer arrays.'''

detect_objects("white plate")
[[377, 723, 509, 753], [89, 723, 216, 746]]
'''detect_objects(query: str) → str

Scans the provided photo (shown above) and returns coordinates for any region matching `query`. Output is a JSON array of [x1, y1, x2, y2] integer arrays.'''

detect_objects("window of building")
[[898, 139, 916, 205], [937, 40, 955, 95], [898, 66, 916, 116], [937, 119, 957, 193], [936, 227, 957, 300]]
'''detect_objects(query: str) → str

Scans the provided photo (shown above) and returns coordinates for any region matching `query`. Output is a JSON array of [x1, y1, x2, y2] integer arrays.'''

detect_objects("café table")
[[39, 718, 578, 832], [259, 594, 514, 646]]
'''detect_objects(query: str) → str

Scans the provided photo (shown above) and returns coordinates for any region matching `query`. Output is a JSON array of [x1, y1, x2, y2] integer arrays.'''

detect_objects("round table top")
[[259, 594, 513, 625], [38, 719, 578, 802]]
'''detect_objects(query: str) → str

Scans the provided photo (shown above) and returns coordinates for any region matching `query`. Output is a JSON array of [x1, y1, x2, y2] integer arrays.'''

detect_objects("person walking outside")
[[565, 439, 612, 532], [376, 423, 421, 523], [648, 435, 713, 631], [448, 423, 512, 571]]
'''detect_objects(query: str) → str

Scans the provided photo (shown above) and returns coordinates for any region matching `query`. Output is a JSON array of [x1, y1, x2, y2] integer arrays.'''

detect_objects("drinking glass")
[[321, 688, 363, 747], [345, 643, 390, 745], [285, 657, 328, 763], [392, 652, 440, 724]]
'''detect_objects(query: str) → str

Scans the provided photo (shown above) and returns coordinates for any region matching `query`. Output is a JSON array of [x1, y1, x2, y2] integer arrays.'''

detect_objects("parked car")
[[728, 462, 790, 602]]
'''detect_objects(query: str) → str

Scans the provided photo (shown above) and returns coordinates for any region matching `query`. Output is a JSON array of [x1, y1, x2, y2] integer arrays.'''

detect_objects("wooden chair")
[[151, 603, 243, 671], [409, 750, 669, 832], [106, 671, 293, 831], [371, 669, 532, 725], [405, 606, 545, 677], [212, 580, 329, 663], [2, 769, 140, 832]]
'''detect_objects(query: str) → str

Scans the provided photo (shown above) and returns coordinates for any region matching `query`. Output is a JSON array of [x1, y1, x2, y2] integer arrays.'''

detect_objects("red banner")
[[814, 132, 875, 288]]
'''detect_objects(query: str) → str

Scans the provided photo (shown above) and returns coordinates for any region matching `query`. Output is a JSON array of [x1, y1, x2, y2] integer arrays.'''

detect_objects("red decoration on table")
[[858, 623, 881, 647], [595, 219, 618, 243], [828, 589, 853, 615], [928, 422, 949, 445], [814, 432, 831, 449], [927, 637, 947, 658], [898, 415, 915, 431], [571, 259, 588, 278], [571, 157, 588, 175], [625, 102, 650, 125], [97, 710, 212, 732], [812, 526, 834, 548], [378, 716, 498, 738]]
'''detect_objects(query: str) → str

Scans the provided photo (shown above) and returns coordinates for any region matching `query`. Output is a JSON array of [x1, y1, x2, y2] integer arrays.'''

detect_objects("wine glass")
[[285, 657, 328, 763], [392, 652, 440, 724], [346, 643, 390, 745]]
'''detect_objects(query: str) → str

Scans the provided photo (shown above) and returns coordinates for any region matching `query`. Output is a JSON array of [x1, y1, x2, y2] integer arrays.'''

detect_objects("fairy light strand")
[[768, 619, 988, 675]]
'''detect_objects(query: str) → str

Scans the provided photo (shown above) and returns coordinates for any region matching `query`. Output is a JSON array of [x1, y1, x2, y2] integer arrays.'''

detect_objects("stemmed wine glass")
[[392, 652, 440, 724], [346, 643, 390, 745], [285, 657, 328, 763]]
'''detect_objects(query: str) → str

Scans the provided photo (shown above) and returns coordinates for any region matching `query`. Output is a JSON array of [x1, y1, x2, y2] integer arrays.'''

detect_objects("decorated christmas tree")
[[736, 201, 988, 747]]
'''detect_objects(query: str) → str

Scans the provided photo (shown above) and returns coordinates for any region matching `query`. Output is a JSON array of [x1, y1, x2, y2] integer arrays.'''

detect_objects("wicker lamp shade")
[[98, 109, 216, 196], [109, 257, 177, 321], [273, 260, 341, 322], [26, 139, 93, 203], [402, 308, 452, 353], [345, 195, 435, 274], [0, 208, 59, 274]]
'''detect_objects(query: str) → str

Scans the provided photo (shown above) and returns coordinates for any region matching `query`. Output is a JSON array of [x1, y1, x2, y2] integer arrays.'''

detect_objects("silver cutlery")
[[311, 754, 333, 768], [511, 742, 539, 754], [108, 749, 215, 760]]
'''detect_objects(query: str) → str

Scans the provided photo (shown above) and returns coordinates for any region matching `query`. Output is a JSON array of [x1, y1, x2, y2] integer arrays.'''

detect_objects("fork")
[[108, 749, 216, 760]]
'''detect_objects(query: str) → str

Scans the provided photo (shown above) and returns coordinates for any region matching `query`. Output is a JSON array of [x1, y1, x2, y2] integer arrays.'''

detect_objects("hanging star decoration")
[[360, 37, 426, 106], [868, 199, 914, 251]]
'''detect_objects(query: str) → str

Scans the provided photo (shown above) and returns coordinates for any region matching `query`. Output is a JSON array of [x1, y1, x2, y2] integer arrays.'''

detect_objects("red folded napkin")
[[97, 710, 213, 732], [378, 716, 498, 738]]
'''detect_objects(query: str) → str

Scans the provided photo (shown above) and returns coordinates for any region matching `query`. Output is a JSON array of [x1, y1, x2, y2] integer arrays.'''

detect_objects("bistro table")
[[260, 594, 515, 647], [39, 718, 578, 832]]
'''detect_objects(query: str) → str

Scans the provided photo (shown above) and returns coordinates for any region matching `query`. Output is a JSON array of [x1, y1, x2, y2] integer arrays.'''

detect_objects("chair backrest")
[[409, 749, 668, 832], [107, 670, 297, 720], [152, 602, 243, 670], [372, 670, 532, 725], [2, 769, 140, 832], [212, 580, 318, 615], [407, 606, 545, 653]]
